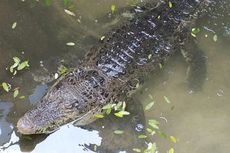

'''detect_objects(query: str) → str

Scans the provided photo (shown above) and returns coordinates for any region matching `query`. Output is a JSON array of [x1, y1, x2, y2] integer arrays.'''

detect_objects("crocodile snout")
[[17, 116, 36, 135]]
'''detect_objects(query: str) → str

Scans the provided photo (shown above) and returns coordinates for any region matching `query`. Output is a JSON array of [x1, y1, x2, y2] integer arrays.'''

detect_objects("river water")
[[0, 0, 229, 153]]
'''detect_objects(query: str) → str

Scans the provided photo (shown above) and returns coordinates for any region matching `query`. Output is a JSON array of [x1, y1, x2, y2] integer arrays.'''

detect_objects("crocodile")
[[17, 0, 224, 135]]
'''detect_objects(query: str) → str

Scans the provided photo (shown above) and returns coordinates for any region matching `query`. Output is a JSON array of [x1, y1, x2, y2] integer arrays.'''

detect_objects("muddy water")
[[0, 0, 230, 153]]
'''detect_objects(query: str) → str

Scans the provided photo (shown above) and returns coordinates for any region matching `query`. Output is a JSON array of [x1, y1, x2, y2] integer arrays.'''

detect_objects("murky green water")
[[0, 0, 229, 153]]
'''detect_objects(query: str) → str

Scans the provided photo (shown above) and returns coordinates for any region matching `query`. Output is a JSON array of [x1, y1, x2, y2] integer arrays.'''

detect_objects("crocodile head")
[[17, 100, 100, 134], [17, 69, 109, 135]]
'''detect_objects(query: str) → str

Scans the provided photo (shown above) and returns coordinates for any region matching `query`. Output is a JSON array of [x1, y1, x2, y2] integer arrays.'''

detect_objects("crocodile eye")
[[65, 101, 79, 109]]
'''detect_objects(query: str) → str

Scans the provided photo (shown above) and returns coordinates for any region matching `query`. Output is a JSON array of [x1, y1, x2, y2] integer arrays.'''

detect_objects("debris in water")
[[12, 22, 17, 29], [66, 42, 75, 46], [64, 9, 76, 16]]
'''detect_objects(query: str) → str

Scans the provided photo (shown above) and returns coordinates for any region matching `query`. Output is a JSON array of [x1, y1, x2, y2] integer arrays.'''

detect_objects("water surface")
[[0, 0, 230, 153]]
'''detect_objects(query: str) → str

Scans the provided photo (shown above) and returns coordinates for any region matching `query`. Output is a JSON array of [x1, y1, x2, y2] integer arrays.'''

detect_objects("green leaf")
[[13, 89, 19, 98], [19, 96, 25, 99], [191, 28, 200, 37], [168, 148, 174, 153], [122, 101, 126, 111], [111, 4, 116, 13], [66, 42, 75, 46], [17, 61, 29, 70], [102, 103, 114, 110], [213, 34, 218, 42], [105, 108, 112, 115], [168, 1, 173, 8], [100, 36, 105, 41], [12, 22, 17, 29], [94, 114, 104, 118], [93, 145, 97, 151], [114, 130, 124, 135], [10, 63, 19, 73], [64, 9, 76, 16], [164, 96, 171, 104], [148, 119, 160, 129], [138, 134, 147, 139], [159, 63, 163, 69], [114, 111, 130, 118], [133, 148, 141, 152], [145, 102, 155, 111], [144, 142, 157, 153], [13, 57, 20, 63], [158, 131, 167, 139], [114, 101, 123, 111], [2, 82, 11, 92], [170, 136, 177, 143], [146, 128, 156, 135], [58, 65, 68, 75]]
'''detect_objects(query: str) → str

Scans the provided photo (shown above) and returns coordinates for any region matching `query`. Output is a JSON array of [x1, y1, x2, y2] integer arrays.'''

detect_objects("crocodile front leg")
[[180, 36, 207, 91]]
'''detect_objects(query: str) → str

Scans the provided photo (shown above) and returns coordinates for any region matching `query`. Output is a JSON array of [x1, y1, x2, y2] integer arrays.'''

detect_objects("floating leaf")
[[66, 42, 75, 46], [146, 128, 156, 135], [17, 61, 29, 70], [164, 96, 171, 103], [168, 148, 174, 153], [93, 145, 97, 151], [148, 54, 152, 59], [145, 102, 154, 111], [168, 1, 173, 8], [12, 22, 17, 29], [114, 101, 123, 111], [13, 89, 19, 98], [54, 73, 59, 79], [114, 130, 124, 135], [94, 114, 104, 118], [114, 111, 130, 118], [138, 134, 147, 139], [102, 103, 114, 110], [170, 136, 177, 143], [144, 142, 156, 153], [19, 96, 25, 99], [58, 65, 68, 75], [102, 103, 114, 115], [100, 36, 105, 41], [64, 9, 76, 16], [158, 131, 167, 139], [105, 108, 112, 115], [213, 34, 218, 42], [135, 82, 140, 88], [10, 63, 19, 73], [13, 57, 20, 63], [191, 28, 200, 37], [159, 63, 163, 69], [111, 4, 116, 13], [133, 148, 141, 152], [2, 82, 11, 92], [10, 57, 22, 74], [148, 119, 160, 129], [122, 101, 126, 111]]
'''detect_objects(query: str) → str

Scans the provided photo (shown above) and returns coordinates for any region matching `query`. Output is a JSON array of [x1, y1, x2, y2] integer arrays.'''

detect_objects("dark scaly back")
[[83, 0, 210, 94], [17, 0, 212, 134]]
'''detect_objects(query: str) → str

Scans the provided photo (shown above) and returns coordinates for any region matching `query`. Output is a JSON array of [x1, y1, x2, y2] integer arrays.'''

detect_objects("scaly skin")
[[17, 0, 212, 134]]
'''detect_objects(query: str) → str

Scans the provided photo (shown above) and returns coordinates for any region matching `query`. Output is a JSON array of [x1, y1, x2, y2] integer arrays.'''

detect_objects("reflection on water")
[[1, 125, 101, 153], [0, 0, 230, 153], [0, 102, 13, 147]]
